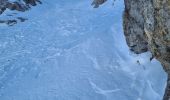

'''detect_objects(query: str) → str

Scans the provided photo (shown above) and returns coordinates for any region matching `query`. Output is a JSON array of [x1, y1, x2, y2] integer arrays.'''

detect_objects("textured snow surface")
[[0, 0, 167, 100]]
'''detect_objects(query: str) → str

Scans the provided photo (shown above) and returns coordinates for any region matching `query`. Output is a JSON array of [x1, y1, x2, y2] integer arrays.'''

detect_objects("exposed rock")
[[122, 0, 170, 99], [17, 17, 28, 22], [23, 0, 41, 6], [123, 0, 170, 99], [0, 0, 41, 26], [91, 0, 107, 8]]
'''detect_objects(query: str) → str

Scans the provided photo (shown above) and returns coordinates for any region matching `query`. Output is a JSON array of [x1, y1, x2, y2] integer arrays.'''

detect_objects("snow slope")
[[0, 0, 167, 100]]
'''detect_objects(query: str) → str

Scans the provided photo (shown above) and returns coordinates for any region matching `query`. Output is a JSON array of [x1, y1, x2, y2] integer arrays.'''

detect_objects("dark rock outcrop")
[[0, 0, 41, 26], [91, 0, 107, 8]]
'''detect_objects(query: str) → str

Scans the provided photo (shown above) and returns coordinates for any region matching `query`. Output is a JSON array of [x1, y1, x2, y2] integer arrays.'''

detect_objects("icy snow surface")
[[0, 0, 167, 100]]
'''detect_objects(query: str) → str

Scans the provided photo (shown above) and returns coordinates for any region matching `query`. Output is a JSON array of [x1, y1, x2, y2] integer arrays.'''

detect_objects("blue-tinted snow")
[[0, 0, 167, 100]]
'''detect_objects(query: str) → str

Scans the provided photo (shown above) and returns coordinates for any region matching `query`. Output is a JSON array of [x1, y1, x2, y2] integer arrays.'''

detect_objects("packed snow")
[[0, 0, 167, 100]]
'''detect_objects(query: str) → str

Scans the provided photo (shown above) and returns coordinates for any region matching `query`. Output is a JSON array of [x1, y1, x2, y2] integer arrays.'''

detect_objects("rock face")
[[123, 0, 170, 99], [92, 0, 170, 99]]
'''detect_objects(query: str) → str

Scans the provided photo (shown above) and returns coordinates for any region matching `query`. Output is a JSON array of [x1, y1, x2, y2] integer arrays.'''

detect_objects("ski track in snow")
[[0, 0, 167, 100], [88, 79, 121, 95]]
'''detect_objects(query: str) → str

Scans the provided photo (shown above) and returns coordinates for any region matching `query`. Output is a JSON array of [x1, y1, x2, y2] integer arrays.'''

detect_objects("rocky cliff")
[[123, 0, 170, 99], [92, 0, 170, 99]]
